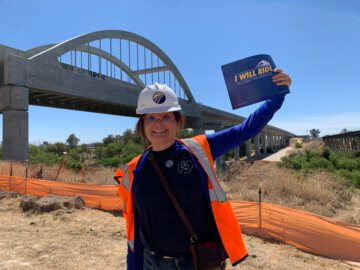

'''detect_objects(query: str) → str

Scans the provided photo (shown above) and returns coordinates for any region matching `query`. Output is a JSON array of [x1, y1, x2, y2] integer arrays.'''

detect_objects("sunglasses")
[[143, 114, 175, 124]]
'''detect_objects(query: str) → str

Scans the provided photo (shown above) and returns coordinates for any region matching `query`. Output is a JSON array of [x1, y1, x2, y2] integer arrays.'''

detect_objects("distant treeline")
[[0, 129, 195, 170]]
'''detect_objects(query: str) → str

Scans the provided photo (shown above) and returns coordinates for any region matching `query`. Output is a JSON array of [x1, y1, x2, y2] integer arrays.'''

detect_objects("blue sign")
[[221, 54, 289, 109]]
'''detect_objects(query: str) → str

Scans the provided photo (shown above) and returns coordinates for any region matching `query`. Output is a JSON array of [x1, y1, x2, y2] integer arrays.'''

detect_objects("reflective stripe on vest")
[[183, 138, 226, 203], [120, 164, 130, 192], [128, 239, 134, 250]]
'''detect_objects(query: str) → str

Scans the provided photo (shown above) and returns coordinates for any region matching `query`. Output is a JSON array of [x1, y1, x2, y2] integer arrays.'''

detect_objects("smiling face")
[[143, 112, 181, 151]]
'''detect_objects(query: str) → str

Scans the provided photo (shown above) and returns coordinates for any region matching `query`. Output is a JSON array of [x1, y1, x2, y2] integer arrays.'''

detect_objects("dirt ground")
[[0, 194, 355, 270]]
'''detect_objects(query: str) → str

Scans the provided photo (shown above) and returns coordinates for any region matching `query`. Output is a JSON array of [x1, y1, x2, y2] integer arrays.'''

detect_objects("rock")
[[20, 195, 85, 214], [19, 196, 38, 212], [0, 191, 19, 200]]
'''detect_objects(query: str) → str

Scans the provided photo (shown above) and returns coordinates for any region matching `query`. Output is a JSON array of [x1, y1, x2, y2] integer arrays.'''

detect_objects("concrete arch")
[[28, 30, 196, 103], [28, 43, 145, 87]]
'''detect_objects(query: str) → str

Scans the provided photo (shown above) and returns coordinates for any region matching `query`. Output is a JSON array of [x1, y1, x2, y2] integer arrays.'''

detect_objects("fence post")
[[55, 152, 68, 181], [24, 160, 29, 195], [258, 187, 262, 228]]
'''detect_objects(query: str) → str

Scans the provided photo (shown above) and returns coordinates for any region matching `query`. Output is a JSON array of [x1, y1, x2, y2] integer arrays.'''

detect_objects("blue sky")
[[0, 0, 359, 144]]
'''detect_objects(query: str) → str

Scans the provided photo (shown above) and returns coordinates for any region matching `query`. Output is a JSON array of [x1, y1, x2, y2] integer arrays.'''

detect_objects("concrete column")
[[234, 147, 239, 160], [0, 86, 29, 161], [254, 134, 260, 157], [272, 134, 276, 150], [261, 132, 267, 154], [278, 136, 281, 148], [268, 133, 273, 152], [192, 117, 204, 136], [245, 139, 251, 160], [214, 125, 226, 172]]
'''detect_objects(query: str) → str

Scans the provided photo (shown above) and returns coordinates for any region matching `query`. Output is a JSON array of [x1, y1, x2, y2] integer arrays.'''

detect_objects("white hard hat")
[[136, 83, 182, 114]]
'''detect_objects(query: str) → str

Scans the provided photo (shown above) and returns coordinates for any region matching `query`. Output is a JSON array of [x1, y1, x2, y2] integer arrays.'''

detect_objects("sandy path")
[[262, 146, 294, 162]]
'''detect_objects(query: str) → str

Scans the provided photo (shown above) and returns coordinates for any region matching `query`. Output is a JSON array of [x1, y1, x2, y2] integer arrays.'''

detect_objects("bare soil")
[[0, 193, 355, 270]]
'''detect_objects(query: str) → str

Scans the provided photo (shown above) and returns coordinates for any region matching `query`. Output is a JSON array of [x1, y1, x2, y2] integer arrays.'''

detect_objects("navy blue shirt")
[[133, 141, 219, 258]]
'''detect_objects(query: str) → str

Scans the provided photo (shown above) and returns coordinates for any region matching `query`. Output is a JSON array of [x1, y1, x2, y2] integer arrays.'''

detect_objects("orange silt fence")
[[0, 175, 124, 211], [230, 201, 360, 266], [0, 175, 360, 265]]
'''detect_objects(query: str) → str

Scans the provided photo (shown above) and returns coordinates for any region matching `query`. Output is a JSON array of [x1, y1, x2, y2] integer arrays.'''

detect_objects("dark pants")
[[143, 248, 195, 270], [143, 248, 226, 270]]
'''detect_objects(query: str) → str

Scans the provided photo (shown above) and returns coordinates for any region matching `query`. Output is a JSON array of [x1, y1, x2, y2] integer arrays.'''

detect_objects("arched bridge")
[[0, 30, 295, 164]]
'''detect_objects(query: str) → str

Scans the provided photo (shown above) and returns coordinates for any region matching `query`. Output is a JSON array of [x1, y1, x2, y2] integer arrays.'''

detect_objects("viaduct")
[[0, 30, 295, 169]]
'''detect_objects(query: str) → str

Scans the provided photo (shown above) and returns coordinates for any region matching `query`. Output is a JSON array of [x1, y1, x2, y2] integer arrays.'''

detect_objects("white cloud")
[[271, 113, 360, 136]]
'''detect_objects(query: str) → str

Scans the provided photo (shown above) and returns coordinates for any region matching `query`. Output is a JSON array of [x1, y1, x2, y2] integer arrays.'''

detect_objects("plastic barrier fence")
[[0, 176, 124, 211], [0, 176, 359, 265]]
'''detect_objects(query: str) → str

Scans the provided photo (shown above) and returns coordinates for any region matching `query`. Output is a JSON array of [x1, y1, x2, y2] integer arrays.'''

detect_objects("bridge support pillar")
[[192, 118, 204, 135], [234, 147, 239, 160], [0, 86, 29, 161], [278, 136, 281, 148], [254, 134, 260, 158], [245, 139, 251, 161], [261, 132, 267, 154], [214, 126, 226, 172], [268, 133, 272, 152]]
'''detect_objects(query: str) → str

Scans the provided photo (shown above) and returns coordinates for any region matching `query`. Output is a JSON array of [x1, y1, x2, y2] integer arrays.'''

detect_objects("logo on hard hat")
[[152, 92, 166, 104]]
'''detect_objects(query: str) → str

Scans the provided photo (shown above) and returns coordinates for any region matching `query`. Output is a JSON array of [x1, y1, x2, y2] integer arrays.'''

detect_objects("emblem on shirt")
[[177, 158, 193, 174]]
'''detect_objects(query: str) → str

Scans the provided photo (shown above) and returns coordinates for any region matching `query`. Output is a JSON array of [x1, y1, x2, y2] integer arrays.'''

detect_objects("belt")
[[150, 251, 175, 259], [149, 250, 191, 260]]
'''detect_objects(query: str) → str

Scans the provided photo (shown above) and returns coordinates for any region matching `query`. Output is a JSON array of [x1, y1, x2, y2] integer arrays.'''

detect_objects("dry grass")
[[302, 138, 324, 151], [0, 161, 116, 185], [221, 160, 359, 224]]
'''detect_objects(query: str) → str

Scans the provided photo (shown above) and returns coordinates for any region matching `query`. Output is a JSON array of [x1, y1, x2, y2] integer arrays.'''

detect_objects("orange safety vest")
[[115, 135, 248, 266]]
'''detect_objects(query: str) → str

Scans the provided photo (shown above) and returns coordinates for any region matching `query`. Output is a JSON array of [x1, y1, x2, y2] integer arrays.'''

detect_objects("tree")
[[66, 134, 80, 148], [340, 128, 348, 134], [103, 135, 115, 145], [309, 128, 321, 139]]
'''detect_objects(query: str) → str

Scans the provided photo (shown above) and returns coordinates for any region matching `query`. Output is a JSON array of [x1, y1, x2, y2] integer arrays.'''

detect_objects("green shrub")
[[302, 155, 334, 172], [336, 157, 359, 171], [279, 148, 360, 189], [29, 145, 61, 165], [64, 148, 85, 170], [295, 142, 302, 148], [279, 154, 303, 170], [320, 148, 331, 160], [101, 156, 122, 167]]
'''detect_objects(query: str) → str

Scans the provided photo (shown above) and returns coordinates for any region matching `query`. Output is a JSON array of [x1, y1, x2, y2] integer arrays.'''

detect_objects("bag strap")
[[148, 152, 199, 244]]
